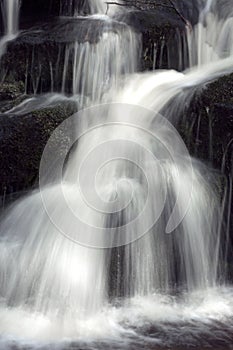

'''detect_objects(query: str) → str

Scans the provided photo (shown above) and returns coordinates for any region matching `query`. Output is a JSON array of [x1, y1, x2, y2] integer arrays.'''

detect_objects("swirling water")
[[1, 0, 233, 349]]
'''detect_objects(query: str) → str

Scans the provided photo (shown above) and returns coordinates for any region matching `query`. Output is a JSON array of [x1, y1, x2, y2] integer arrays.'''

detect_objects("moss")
[[203, 73, 233, 103], [0, 81, 25, 100]]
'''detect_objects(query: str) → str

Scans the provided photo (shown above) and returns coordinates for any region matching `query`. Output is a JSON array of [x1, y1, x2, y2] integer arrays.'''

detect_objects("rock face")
[[117, 0, 199, 71], [179, 74, 233, 271], [0, 99, 77, 201], [0, 81, 24, 101], [0, 1, 233, 213], [181, 74, 233, 174], [119, 9, 187, 71], [20, 0, 61, 20]]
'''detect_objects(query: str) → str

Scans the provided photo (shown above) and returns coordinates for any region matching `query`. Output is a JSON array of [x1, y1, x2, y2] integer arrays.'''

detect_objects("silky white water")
[[1, 0, 19, 35], [188, 0, 233, 66], [76, 0, 118, 16], [61, 25, 139, 106], [88, 1, 104, 14], [1, 0, 233, 348], [0, 0, 19, 59]]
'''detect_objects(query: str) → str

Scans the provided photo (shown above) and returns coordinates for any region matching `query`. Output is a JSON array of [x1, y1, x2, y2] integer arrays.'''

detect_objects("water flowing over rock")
[[0, 0, 19, 36], [0, 0, 20, 58], [0, 0, 233, 349]]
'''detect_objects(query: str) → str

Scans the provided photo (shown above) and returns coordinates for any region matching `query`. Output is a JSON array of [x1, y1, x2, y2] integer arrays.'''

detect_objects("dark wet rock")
[[0, 81, 24, 100], [1, 0, 63, 33], [0, 82, 28, 114], [119, 0, 200, 24], [18, 17, 123, 45], [0, 95, 28, 113], [0, 38, 66, 93], [180, 73, 233, 174], [20, 0, 88, 21], [161, 74, 233, 258], [20, 0, 61, 21], [0, 102, 77, 198], [116, 1, 199, 71], [178, 73, 233, 271], [118, 9, 187, 71]]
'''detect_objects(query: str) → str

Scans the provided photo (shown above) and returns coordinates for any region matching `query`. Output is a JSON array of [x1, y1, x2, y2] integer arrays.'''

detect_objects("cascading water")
[[1, 0, 233, 349], [187, 0, 233, 67], [0, 0, 20, 58], [2, 0, 19, 36], [64, 0, 117, 16], [80, 0, 119, 16], [86, 0, 106, 15], [62, 26, 139, 106]]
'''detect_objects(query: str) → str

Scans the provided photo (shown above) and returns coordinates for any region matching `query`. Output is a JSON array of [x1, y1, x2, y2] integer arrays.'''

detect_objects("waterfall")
[[187, 0, 233, 67], [2, 0, 19, 35], [0, 0, 20, 59], [79, 0, 118, 15], [63, 0, 108, 16], [62, 25, 139, 106], [1, 0, 233, 348], [87, 0, 106, 14]]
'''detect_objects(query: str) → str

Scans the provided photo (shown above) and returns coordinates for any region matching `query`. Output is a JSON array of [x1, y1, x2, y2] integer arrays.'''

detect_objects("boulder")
[[180, 74, 233, 174], [178, 73, 233, 274], [0, 17, 137, 94], [0, 95, 77, 199]]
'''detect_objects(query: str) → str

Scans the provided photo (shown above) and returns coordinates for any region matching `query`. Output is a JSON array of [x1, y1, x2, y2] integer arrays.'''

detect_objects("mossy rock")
[[179, 73, 233, 173], [0, 101, 77, 196], [0, 81, 25, 100]]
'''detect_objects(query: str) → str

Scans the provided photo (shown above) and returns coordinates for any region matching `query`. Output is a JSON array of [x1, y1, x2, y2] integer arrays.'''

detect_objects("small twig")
[[168, 0, 192, 29], [106, 1, 142, 11], [105, 0, 192, 30]]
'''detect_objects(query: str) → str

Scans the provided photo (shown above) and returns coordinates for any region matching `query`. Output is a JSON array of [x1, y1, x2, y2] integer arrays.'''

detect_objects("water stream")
[[0, 0, 233, 349], [0, 0, 20, 59]]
